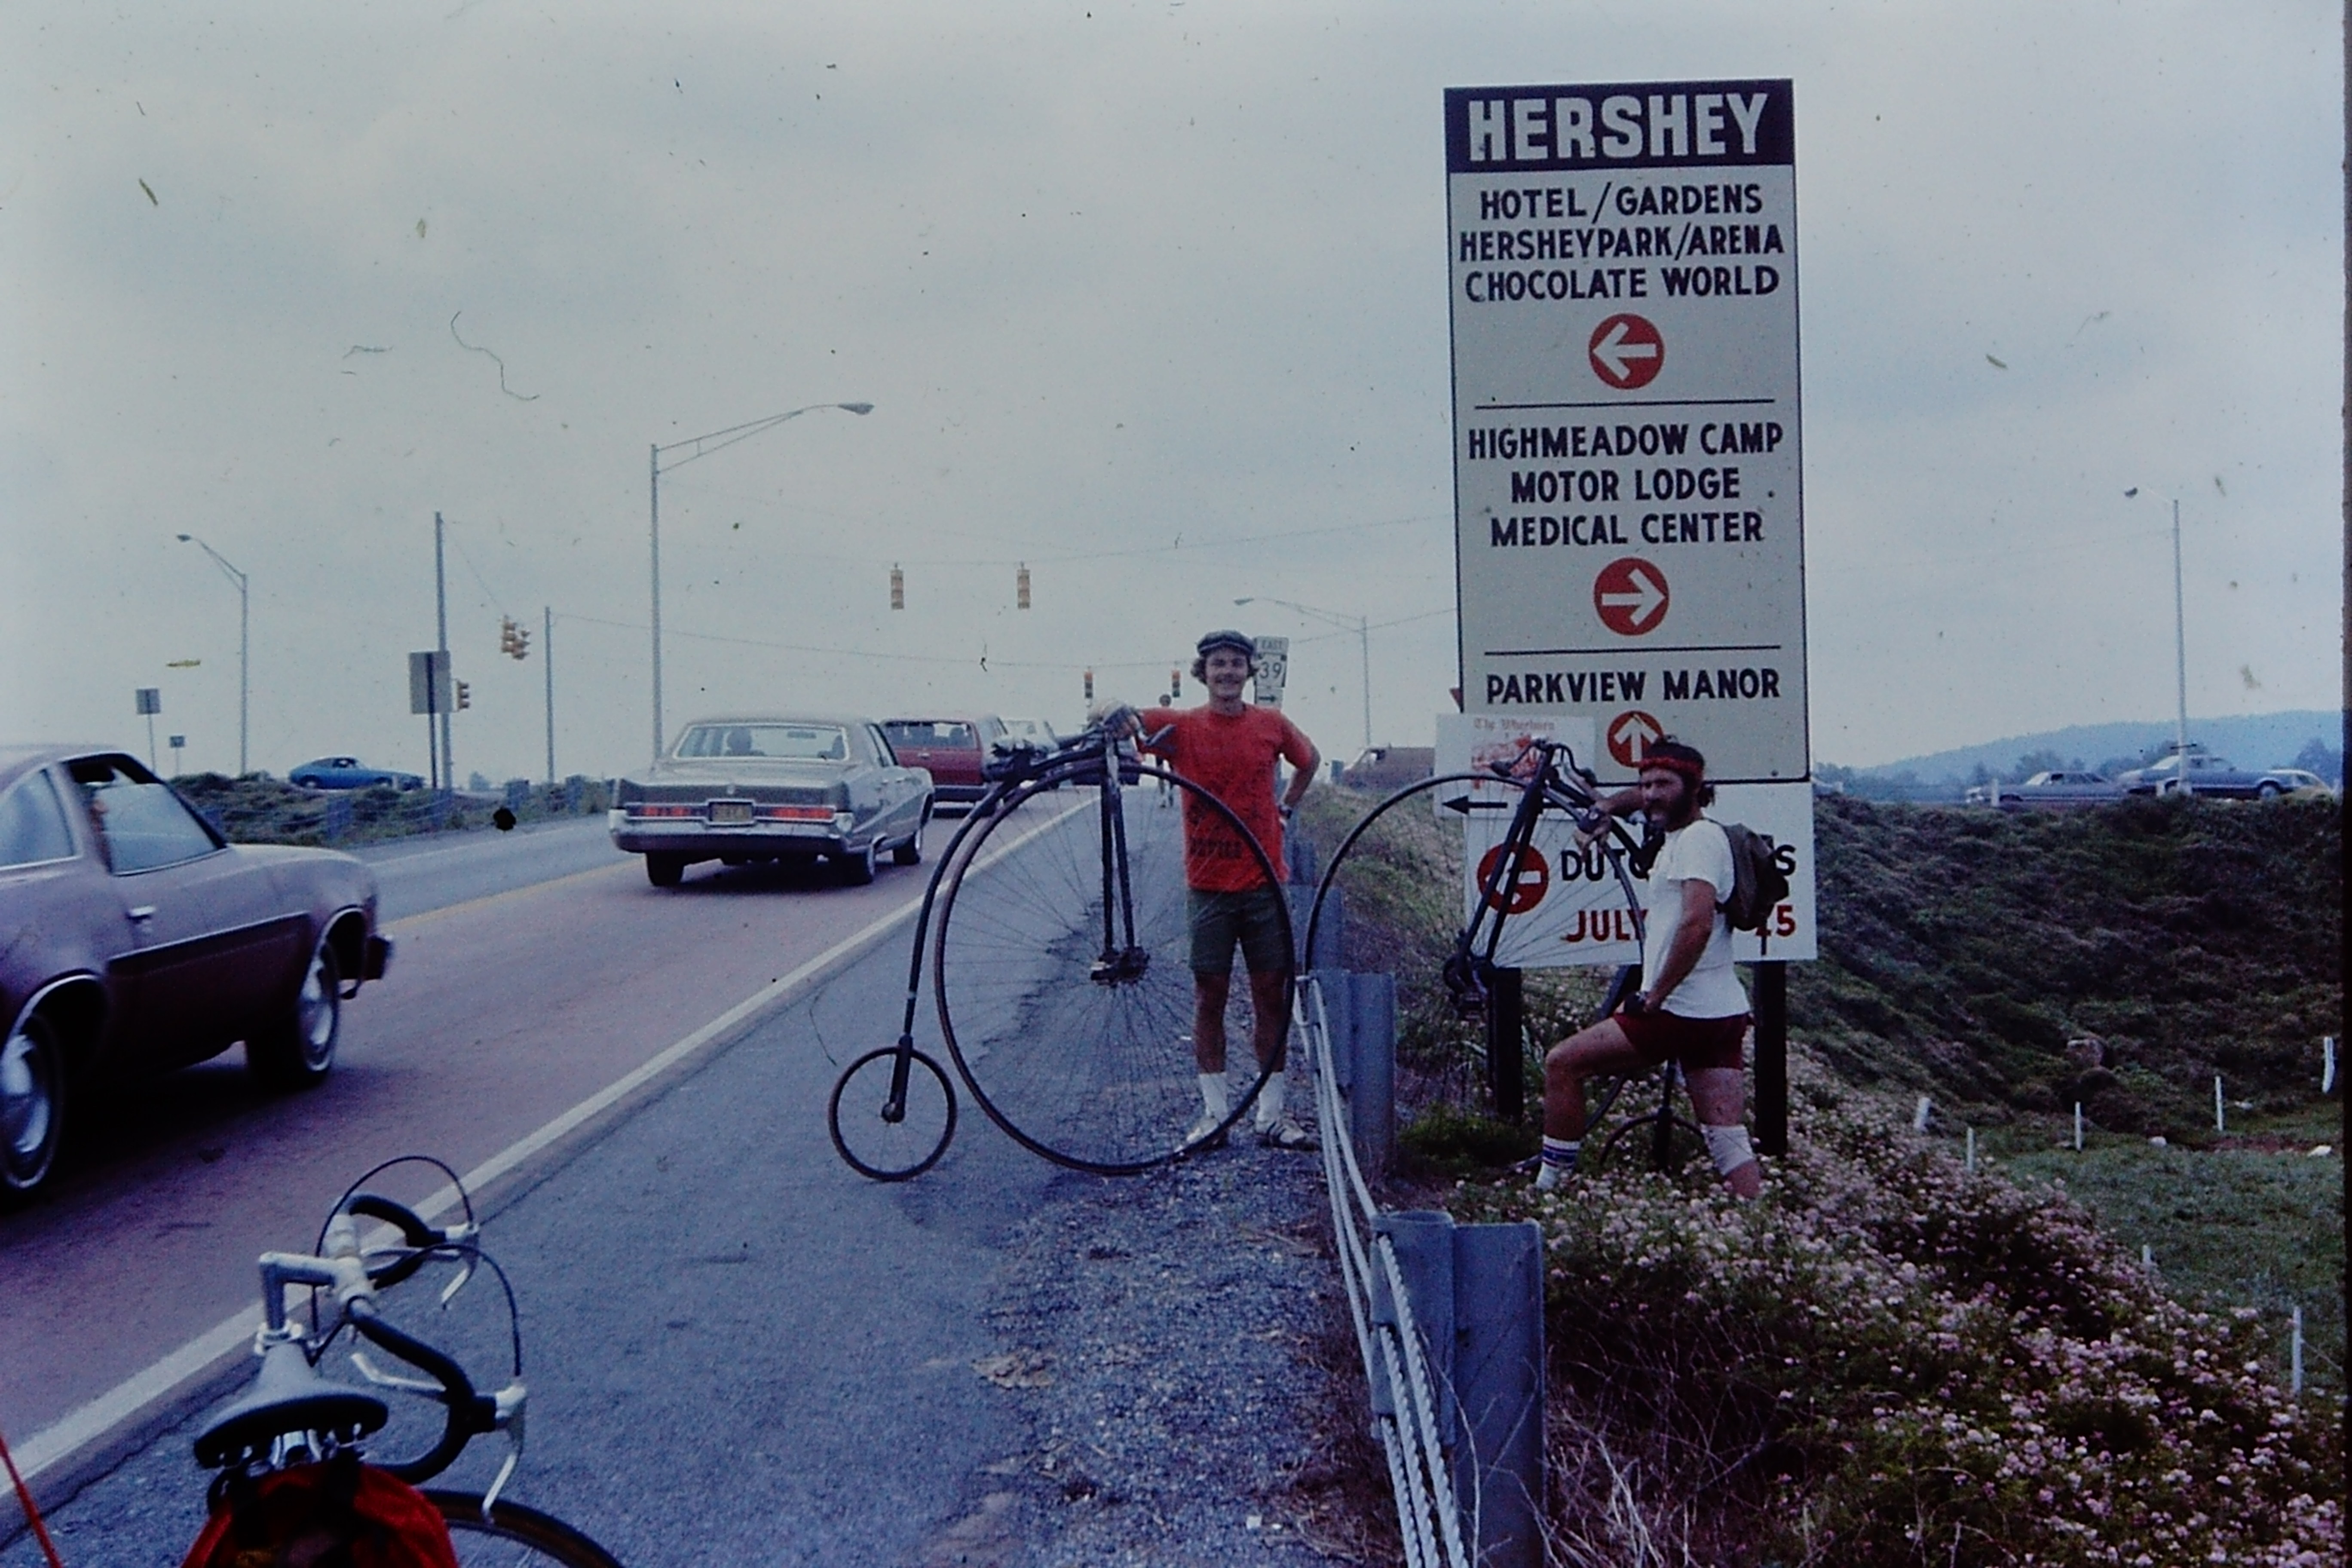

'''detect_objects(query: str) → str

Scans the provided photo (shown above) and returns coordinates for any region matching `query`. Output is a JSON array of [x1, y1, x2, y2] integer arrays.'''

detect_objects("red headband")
[[1641, 753, 1706, 781]]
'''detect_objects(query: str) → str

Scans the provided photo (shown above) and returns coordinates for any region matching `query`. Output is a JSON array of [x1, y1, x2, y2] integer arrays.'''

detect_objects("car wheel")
[[840, 839, 879, 885], [646, 853, 686, 888], [893, 819, 924, 867], [0, 1010, 68, 1202], [250, 936, 341, 1090]]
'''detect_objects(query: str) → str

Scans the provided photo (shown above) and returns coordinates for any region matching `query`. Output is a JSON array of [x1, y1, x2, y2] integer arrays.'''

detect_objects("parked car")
[[1963, 770, 2125, 808], [2255, 767, 2335, 798], [998, 717, 1059, 747], [0, 746, 394, 1201], [880, 716, 1009, 810], [2116, 747, 2271, 799], [289, 756, 426, 791], [610, 716, 932, 888]]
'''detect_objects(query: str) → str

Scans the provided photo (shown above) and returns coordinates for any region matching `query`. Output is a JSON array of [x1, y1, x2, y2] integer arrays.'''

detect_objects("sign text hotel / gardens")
[[1447, 78, 1807, 786]]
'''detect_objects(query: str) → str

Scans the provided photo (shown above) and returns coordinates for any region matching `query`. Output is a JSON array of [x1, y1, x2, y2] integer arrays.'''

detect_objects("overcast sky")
[[3, 1, 2340, 783]]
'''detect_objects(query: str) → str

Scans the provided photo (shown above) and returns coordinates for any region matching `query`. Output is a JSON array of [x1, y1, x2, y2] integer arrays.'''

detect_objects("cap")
[[1195, 629, 1256, 660]]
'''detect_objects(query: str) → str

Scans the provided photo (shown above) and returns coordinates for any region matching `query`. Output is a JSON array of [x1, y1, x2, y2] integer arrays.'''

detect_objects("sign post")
[[135, 688, 162, 772], [1445, 80, 1812, 1151], [408, 651, 451, 790]]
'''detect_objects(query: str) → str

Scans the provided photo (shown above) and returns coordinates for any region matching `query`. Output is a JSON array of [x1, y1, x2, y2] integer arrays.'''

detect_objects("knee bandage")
[[1702, 1123, 1755, 1178]]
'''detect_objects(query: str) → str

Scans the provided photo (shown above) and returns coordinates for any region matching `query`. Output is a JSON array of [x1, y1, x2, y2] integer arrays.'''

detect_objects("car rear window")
[[676, 724, 850, 761], [0, 772, 75, 868], [884, 722, 977, 748]]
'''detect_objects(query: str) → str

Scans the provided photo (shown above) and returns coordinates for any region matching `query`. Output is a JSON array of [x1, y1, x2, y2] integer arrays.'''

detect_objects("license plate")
[[708, 799, 755, 826]]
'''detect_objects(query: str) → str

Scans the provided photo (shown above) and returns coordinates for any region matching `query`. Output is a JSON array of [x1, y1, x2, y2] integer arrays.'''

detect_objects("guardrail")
[[1300, 973, 1546, 1568]]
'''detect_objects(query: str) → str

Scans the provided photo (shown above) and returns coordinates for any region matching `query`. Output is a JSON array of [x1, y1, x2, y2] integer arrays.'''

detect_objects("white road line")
[[18, 794, 1090, 1483]]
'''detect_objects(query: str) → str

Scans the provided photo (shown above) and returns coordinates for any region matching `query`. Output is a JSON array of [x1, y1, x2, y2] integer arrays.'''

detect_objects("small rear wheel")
[[426, 1491, 623, 1567], [2257, 781, 2283, 799], [893, 817, 925, 867], [249, 936, 340, 1090], [0, 1009, 68, 1202], [839, 838, 879, 885], [828, 1045, 957, 1181], [645, 853, 685, 888]]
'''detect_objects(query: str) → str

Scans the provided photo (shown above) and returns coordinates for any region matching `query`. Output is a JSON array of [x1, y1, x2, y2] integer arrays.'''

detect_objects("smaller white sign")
[[1252, 635, 1289, 708], [1434, 712, 1599, 818], [1460, 779, 1818, 968]]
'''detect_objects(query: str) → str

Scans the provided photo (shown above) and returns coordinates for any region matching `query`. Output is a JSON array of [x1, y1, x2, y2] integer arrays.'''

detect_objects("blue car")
[[288, 756, 426, 791]]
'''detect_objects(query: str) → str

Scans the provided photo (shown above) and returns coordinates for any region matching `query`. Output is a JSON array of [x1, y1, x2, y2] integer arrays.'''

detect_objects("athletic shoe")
[[1257, 1118, 1318, 1152], [1180, 1109, 1229, 1151]]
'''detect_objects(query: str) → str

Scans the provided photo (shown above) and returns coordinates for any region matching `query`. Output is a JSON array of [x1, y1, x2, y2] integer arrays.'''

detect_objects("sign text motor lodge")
[[1447, 79, 1808, 784]]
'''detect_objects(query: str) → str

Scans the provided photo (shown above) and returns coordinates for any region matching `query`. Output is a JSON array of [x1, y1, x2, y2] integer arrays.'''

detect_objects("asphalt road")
[[0, 812, 937, 1463], [0, 798, 1342, 1565]]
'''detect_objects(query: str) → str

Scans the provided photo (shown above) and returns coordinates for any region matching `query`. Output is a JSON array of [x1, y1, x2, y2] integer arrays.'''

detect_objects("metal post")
[[1754, 961, 1788, 1156], [1351, 971, 1396, 1176], [543, 606, 556, 784], [1486, 965, 1524, 1122], [236, 571, 249, 776], [2172, 498, 2188, 793], [1357, 614, 1372, 754], [434, 513, 453, 793], [1452, 1223, 1546, 1568], [649, 444, 664, 763]]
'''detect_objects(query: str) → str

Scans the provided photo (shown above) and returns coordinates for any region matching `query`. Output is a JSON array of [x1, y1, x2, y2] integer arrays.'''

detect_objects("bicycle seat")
[[196, 1340, 390, 1468]]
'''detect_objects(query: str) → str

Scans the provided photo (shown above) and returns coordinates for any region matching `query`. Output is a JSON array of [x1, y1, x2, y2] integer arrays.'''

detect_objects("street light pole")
[[2127, 488, 2193, 795], [649, 401, 873, 761], [1234, 595, 1372, 754], [175, 534, 249, 775]]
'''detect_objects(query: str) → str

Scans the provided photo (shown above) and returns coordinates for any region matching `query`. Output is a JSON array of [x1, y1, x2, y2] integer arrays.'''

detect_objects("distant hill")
[[1837, 710, 2342, 787]]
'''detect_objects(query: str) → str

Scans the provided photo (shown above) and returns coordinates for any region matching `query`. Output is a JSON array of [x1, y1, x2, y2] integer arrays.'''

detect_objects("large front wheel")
[[933, 768, 1293, 1174], [426, 1491, 624, 1567]]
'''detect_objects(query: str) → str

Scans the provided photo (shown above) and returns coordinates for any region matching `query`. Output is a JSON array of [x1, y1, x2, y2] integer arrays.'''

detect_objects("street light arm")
[[655, 402, 874, 472], [176, 533, 248, 590], [1232, 594, 1357, 633]]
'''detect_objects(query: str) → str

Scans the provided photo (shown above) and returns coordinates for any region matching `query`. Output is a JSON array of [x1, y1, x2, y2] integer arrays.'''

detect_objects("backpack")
[[1715, 821, 1792, 933]]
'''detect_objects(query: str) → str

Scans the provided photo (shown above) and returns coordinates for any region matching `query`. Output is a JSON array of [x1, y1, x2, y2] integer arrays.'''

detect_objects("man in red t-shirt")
[[1109, 630, 1320, 1150]]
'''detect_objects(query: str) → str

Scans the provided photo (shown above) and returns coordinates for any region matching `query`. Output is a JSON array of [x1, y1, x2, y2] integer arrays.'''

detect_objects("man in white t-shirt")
[[1534, 738, 1762, 1198]]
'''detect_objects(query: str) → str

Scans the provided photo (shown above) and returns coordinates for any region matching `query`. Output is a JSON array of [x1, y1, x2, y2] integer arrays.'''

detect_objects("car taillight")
[[756, 805, 836, 822], [631, 804, 697, 819]]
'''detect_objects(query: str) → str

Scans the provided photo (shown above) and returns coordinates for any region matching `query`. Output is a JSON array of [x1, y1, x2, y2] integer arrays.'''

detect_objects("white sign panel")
[[1433, 712, 1597, 817], [1461, 780, 1818, 968], [1252, 635, 1289, 708], [1446, 80, 1808, 786]]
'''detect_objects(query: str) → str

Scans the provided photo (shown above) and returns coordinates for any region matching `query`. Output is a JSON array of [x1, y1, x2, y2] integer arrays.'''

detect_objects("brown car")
[[0, 746, 392, 1201], [880, 716, 1009, 809]]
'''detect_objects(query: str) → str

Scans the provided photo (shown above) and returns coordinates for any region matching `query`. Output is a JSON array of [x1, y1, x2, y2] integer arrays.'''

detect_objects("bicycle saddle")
[[196, 1339, 390, 1468]]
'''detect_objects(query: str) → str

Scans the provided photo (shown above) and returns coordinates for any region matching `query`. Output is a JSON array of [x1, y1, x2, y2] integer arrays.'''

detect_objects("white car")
[[998, 717, 1059, 747]]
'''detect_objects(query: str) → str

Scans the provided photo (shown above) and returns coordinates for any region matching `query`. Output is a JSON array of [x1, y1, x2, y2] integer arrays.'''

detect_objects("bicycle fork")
[[1090, 742, 1147, 985]]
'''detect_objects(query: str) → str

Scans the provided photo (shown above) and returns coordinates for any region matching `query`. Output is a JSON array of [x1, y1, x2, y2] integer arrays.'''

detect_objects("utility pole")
[[2171, 498, 2190, 796], [543, 606, 556, 784], [649, 444, 664, 763], [435, 512, 453, 793]]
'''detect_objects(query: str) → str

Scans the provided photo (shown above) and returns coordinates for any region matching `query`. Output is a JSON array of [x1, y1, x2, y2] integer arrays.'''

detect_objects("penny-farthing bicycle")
[[1302, 738, 1707, 1176], [827, 722, 1293, 1180]]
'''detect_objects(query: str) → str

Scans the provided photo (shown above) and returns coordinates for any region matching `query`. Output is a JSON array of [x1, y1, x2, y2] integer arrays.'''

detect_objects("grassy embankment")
[[1294, 787, 2342, 1565], [172, 772, 612, 848]]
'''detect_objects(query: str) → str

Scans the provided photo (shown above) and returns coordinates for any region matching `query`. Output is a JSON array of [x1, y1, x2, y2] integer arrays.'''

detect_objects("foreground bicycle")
[[1304, 738, 1705, 1176], [828, 720, 1292, 1180], [185, 1158, 620, 1566]]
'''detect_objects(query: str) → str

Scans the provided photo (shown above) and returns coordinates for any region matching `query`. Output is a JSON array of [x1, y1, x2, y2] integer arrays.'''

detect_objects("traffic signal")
[[1083, 668, 1094, 703], [454, 680, 472, 711], [1170, 668, 1181, 698], [511, 624, 530, 661], [1016, 564, 1031, 609], [889, 565, 904, 610], [499, 617, 518, 657]]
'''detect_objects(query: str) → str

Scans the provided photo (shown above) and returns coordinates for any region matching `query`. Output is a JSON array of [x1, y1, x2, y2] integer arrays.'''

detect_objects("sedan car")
[[609, 716, 933, 887], [1964, 770, 2125, 808], [288, 756, 426, 791], [880, 716, 1009, 809], [0, 746, 394, 1201], [2116, 749, 2271, 798], [2255, 768, 2335, 798]]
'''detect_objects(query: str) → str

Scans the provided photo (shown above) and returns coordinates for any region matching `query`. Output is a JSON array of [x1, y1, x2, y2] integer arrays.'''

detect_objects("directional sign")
[[1251, 635, 1289, 708], [1592, 558, 1669, 636], [1447, 78, 1809, 785], [1588, 313, 1664, 390], [1475, 842, 1550, 914], [1605, 710, 1664, 769]]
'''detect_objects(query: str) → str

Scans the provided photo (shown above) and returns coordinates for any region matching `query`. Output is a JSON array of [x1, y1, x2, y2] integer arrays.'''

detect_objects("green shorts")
[[1187, 887, 1292, 978]]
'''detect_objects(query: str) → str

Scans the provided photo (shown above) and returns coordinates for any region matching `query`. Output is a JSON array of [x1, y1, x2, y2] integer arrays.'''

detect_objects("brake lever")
[[349, 1349, 449, 1399], [479, 1382, 528, 1515]]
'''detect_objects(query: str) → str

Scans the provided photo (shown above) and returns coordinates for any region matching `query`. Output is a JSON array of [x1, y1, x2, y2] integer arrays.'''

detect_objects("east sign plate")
[[1447, 78, 1808, 787]]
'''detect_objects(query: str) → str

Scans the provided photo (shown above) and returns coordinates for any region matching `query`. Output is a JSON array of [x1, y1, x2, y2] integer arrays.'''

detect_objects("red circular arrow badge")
[[1592, 558, 1670, 636], [1475, 842, 1550, 915], [1605, 710, 1666, 770], [1588, 313, 1664, 390]]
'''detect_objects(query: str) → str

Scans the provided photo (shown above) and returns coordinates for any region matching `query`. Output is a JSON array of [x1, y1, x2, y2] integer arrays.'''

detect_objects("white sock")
[[1198, 1072, 1230, 1119], [1534, 1137, 1580, 1189], [1254, 1073, 1286, 1129]]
